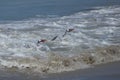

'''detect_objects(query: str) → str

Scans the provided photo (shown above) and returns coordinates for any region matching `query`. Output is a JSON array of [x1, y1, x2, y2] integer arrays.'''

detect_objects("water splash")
[[0, 6, 120, 73]]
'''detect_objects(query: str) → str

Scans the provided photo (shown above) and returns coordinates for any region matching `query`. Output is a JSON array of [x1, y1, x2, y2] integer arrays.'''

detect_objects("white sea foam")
[[0, 6, 120, 73]]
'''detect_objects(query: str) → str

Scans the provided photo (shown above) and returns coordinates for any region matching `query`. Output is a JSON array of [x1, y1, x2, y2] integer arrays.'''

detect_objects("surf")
[[0, 6, 120, 73]]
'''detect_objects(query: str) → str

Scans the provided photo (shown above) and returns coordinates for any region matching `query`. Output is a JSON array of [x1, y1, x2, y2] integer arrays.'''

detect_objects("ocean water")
[[0, 0, 120, 73], [0, 0, 120, 21]]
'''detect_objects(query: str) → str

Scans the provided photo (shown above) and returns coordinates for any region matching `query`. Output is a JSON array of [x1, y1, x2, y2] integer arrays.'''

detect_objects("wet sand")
[[0, 61, 120, 80]]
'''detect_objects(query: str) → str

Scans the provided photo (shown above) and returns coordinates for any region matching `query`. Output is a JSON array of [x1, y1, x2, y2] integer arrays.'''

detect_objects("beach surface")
[[0, 61, 120, 80]]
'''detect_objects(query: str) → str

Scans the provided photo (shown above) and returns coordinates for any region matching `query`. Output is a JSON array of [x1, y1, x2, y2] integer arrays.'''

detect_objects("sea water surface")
[[0, 0, 120, 21], [0, 0, 120, 73]]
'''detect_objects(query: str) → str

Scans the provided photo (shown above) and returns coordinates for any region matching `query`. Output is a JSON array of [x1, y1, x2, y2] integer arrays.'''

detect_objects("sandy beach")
[[0, 61, 120, 80]]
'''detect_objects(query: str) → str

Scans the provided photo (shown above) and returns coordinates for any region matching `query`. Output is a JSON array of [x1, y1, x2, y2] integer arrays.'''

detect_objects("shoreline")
[[0, 61, 120, 80], [0, 45, 120, 74], [49, 61, 120, 76], [47, 61, 120, 80]]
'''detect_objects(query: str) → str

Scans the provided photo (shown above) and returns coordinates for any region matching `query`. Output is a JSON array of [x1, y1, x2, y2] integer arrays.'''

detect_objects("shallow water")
[[0, 61, 120, 80]]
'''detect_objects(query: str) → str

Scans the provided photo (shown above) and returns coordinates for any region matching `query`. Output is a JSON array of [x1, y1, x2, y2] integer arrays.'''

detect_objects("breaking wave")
[[0, 6, 120, 73]]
